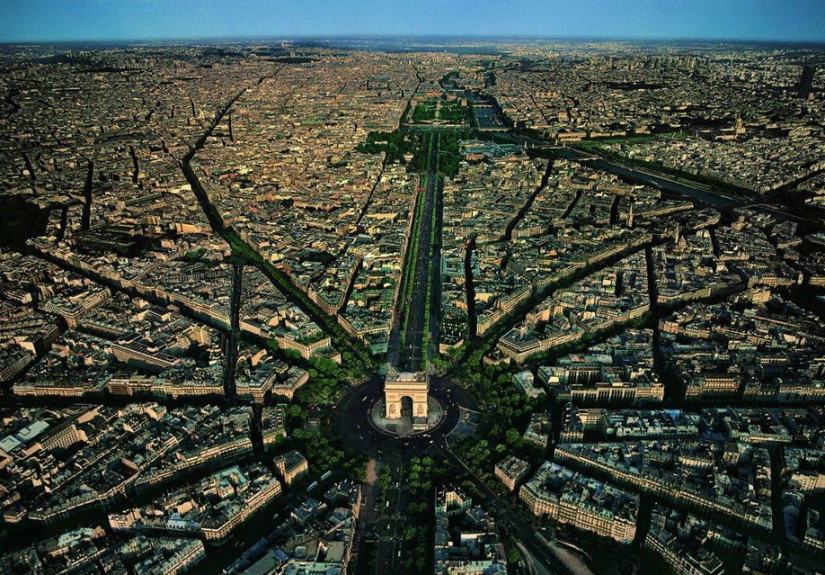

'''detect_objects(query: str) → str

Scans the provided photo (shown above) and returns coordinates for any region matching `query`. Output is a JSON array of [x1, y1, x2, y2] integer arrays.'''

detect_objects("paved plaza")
[[369, 396, 445, 437]]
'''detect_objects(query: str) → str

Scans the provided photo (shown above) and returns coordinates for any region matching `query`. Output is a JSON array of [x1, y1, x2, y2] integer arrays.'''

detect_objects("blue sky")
[[2, 0, 824, 43]]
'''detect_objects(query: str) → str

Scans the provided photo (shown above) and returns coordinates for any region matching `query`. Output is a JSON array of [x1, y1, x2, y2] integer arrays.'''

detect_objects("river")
[[553, 147, 740, 209], [549, 146, 825, 231]]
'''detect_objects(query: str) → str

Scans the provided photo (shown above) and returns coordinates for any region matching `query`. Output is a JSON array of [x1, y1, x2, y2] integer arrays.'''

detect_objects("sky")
[[1, 0, 824, 44]]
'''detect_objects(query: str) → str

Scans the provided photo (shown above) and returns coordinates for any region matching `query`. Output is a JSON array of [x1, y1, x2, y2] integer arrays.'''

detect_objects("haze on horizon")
[[2, 0, 824, 44]]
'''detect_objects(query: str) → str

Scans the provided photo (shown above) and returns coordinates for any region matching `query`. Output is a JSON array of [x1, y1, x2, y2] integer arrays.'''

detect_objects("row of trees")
[[282, 404, 366, 482], [456, 359, 541, 441], [400, 454, 453, 574], [263, 345, 370, 408]]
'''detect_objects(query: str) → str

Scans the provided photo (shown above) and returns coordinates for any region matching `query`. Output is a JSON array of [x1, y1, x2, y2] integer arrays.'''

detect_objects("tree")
[[505, 428, 522, 447], [506, 544, 522, 565]]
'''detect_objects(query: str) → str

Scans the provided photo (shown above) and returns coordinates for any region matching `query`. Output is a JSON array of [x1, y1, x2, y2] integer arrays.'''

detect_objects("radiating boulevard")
[[391, 131, 441, 372]]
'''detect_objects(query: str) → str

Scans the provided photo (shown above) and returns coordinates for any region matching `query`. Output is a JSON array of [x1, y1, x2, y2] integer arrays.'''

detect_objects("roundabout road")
[[334, 374, 474, 458]]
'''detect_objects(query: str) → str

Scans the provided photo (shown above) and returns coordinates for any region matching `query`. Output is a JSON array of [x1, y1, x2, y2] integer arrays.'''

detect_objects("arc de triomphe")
[[384, 370, 429, 420]]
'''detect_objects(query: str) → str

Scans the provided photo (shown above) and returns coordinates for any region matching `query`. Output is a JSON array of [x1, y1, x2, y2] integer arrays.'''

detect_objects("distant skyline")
[[2, 0, 825, 44]]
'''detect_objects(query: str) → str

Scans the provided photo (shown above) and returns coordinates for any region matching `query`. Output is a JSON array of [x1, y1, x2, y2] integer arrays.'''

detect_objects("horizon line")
[[2, 33, 825, 48]]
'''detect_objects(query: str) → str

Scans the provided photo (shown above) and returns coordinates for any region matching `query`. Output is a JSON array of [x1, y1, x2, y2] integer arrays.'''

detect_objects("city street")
[[334, 375, 477, 574], [395, 131, 441, 372]]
